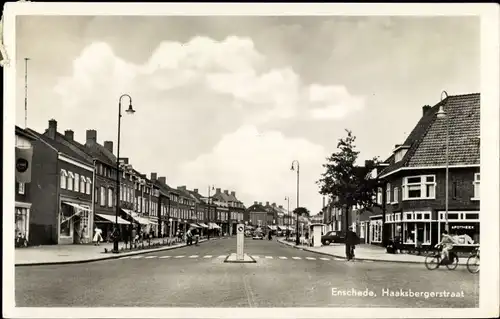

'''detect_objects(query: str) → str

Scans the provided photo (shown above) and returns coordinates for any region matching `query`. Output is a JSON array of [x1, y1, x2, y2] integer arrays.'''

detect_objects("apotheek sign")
[[15, 147, 33, 183], [451, 225, 476, 230]]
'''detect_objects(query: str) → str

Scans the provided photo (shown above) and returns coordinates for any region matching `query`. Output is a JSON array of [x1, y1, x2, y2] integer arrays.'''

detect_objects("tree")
[[293, 207, 310, 218], [316, 129, 380, 238]]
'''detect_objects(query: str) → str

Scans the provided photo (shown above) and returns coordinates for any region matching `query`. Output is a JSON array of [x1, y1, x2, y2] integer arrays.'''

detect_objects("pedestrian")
[[93, 226, 103, 246], [80, 225, 87, 244], [194, 228, 200, 246], [345, 226, 359, 261], [186, 228, 193, 246]]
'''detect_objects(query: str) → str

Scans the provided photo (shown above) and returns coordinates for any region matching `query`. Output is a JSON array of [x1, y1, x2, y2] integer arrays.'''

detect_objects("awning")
[[209, 222, 221, 229], [62, 201, 91, 212], [121, 209, 151, 225], [198, 223, 209, 228], [278, 226, 286, 231], [95, 213, 129, 225], [267, 225, 277, 231], [190, 223, 201, 228]]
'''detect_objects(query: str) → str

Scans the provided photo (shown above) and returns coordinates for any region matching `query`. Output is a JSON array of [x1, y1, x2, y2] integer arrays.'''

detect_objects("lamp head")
[[126, 103, 136, 115], [290, 164, 294, 171], [436, 105, 446, 119]]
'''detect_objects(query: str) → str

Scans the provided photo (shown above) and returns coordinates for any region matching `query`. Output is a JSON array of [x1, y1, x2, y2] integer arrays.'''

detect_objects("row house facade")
[[374, 93, 480, 250], [27, 120, 94, 245], [246, 202, 268, 229], [211, 188, 245, 235], [15, 126, 37, 246]]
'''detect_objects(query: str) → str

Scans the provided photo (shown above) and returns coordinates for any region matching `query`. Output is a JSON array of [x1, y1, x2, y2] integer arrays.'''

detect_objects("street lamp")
[[436, 90, 449, 233], [285, 196, 290, 240], [207, 185, 215, 239], [290, 160, 300, 245], [113, 94, 135, 253]]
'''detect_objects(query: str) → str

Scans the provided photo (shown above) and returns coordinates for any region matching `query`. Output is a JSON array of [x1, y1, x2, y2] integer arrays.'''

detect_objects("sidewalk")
[[15, 237, 217, 266], [278, 239, 469, 265]]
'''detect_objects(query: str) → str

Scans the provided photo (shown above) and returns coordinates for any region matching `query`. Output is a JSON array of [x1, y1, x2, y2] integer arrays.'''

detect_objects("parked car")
[[252, 232, 264, 240], [321, 231, 345, 245]]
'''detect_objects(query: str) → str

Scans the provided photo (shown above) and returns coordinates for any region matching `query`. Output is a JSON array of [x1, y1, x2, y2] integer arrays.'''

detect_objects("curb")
[[16, 239, 215, 267], [278, 240, 468, 265]]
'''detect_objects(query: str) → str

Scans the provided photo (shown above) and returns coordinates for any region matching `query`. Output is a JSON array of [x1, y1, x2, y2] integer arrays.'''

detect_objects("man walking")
[[345, 226, 359, 261]]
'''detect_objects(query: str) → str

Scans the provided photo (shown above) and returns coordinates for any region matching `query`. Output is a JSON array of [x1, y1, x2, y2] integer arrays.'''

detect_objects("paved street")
[[16, 237, 479, 307]]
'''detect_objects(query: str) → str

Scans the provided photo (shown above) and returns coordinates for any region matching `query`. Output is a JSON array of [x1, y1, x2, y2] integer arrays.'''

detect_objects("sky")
[[15, 15, 480, 215]]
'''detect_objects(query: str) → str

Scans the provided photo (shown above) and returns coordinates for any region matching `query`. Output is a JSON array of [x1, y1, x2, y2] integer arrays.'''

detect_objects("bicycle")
[[424, 245, 459, 270], [466, 247, 480, 274]]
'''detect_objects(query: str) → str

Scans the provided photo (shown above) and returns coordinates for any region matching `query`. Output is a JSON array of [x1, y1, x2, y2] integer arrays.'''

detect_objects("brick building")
[[376, 93, 480, 249], [15, 126, 37, 246], [246, 202, 268, 229], [27, 120, 94, 245]]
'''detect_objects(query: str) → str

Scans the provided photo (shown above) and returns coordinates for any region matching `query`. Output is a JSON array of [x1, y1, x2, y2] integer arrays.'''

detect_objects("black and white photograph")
[[3, 2, 499, 318]]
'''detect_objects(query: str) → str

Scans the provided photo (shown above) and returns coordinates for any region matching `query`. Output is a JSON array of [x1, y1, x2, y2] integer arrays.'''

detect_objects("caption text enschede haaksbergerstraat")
[[331, 288, 465, 299]]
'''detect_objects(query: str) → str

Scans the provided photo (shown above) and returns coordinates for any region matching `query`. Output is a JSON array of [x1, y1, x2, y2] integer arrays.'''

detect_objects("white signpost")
[[236, 223, 245, 261]]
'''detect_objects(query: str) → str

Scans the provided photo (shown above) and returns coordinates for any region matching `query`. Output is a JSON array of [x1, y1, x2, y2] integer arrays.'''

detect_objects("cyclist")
[[435, 230, 457, 263]]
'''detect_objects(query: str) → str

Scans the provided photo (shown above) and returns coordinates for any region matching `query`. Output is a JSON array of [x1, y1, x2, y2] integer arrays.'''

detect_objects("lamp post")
[[207, 185, 215, 239], [285, 196, 290, 240], [290, 160, 300, 245], [436, 90, 449, 233], [113, 94, 135, 253]]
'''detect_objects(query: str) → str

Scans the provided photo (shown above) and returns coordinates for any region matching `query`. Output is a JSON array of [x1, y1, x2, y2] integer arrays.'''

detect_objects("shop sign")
[[451, 225, 476, 230]]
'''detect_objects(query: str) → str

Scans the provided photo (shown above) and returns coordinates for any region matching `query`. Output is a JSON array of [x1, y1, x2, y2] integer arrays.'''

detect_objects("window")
[[67, 172, 74, 191], [108, 188, 114, 207], [74, 173, 80, 192], [120, 186, 124, 201], [103, 167, 107, 178], [473, 173, 480, 200], [60, 169, 68, 189], [376, 188, 382, 205], [100, 187, 106, 206], [452, 181, 458, 199], [402, 175, 435, 200], [95, 187, 98, 203], [393, 187, 399, 203], [98, 164, 103, 176], [386, 183, 391, 203], [18, 182, 25, 195], [86, 178, 92, 195], [80, 176, 85, 193]]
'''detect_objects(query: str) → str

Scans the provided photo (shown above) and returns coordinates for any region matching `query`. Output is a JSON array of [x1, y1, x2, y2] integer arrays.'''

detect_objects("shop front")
[[15, 202, 31, 247], [368, 215, 382, 245], [399, 211, 434, 249], [58, 200, 92, 244], [438, 211, 479, 251], [385, 212, 402, 241]]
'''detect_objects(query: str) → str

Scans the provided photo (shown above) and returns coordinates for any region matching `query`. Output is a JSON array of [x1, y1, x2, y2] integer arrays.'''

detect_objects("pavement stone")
[[278, 239, 470, 265]]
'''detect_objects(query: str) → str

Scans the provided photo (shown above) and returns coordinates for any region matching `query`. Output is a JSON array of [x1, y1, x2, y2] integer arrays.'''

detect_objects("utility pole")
[[24, 58, 30, 128]]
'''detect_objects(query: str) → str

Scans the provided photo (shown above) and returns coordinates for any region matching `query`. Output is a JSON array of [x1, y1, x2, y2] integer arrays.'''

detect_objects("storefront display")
[[438, 211, 479, 245], [59, 201, 91, 244], [369, 216, 382, 244]]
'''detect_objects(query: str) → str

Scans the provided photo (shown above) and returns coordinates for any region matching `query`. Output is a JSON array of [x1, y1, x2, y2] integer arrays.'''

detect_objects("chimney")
[[254, 201, 258, 205], [104, 141, 113, 153], [194, 188, 198, 193], [158, 177, 166, 184], [266, 201, 270, 206], [422, 105, 431, 116], [177, 186, 187, 191], [64, 129, 74, 141], [47, 119, 57, 139], [86, 129, 97, 144], [216, 188, 221, 194], [259, 202, 262, 205], [231, 191, 236, 197], [224, 190, 229, 194], [279, 205, 283, 209], [272, 202, 276, 207], [150, 172, 157, 181]]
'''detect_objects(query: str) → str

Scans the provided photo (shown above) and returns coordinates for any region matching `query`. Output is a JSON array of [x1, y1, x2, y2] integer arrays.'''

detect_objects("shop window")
[[402, 175, 436, 200], [60, 169, 68, 189], [67, 172, 74, 191], [59, 204, 73, 237], [15, 208, 29, 238], [473, 173, 480, 200], [403, 222, 416, 244], [74, 173, 80, 192], [18, 182, 25, 195]]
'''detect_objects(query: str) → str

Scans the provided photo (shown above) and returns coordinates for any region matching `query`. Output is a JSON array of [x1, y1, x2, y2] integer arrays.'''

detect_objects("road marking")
[[203, 255, 213, 258], [119, 256, 130, 260], [333, 257, 344, 261], [218, 255, 226, 258], [265, 256, 273, 259], [252, 256, 260, 259], [189, 255, 199, 258], [279, 256, 288, 260], [319, 257, 330, 261], [160, 256, 171, 259], [145, 256, 157, 259], [292, 257, 302, 260], [174, 255, 185, 259], [305, 257, 316, 260], [364, 260, 374, 263], [130, 256, 143, 259]]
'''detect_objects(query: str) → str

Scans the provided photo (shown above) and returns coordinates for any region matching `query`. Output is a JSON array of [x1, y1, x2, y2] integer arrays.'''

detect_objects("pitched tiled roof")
[[246, 204, 267, 212], [28, 129, 92, 165], [379, 93, 480, 177]]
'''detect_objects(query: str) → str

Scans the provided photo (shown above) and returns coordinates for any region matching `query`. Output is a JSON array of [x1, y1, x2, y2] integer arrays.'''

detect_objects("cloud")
[[308, 84, 365, 120], [176, 125, 328, 214]]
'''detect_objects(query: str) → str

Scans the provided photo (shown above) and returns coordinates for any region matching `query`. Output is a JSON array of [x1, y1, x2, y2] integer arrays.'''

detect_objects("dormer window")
[[393, 144, 410, 163]]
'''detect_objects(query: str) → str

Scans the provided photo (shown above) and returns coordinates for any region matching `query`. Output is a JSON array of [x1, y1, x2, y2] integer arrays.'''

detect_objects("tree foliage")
[[317, 130, 380, 212], [293, 207, 310, 218]]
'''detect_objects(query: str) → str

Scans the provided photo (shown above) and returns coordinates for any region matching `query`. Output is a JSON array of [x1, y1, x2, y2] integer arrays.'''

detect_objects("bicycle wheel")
[[425, 255, 440, 270], [467, 255, 480, 273], [446, 255, 459, 270]]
